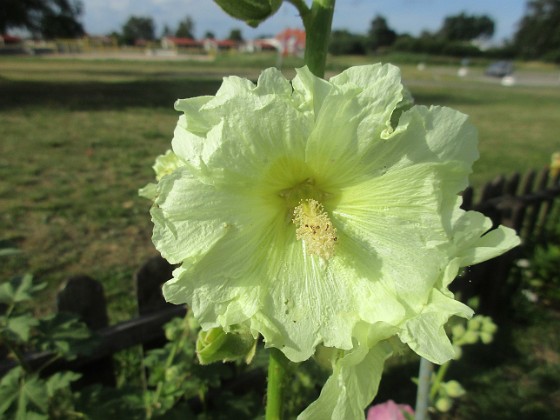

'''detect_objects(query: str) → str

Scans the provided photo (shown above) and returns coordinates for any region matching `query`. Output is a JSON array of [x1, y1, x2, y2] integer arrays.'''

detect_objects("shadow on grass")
[[0, 79, 223, 111], [1, 77, 506, 112]]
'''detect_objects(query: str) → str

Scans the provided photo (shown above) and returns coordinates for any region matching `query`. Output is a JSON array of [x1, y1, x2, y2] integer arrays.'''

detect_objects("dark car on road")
[[485, 61, 514, 77]]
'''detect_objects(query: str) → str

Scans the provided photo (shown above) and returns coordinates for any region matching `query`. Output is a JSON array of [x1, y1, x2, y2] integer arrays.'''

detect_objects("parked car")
[[485, 61, 514, 77]]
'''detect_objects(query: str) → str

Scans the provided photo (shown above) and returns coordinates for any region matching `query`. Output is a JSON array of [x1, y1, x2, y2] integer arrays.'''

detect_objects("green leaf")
[[33, 313, 94, 359], [5, 314, 39, 343], [19, 411, 47, 420], [45, 371, 81, 397], [0, 274, 46, 306], [20, 375, 49, 413], [0, 367, 23, 413], [74, 384, 145, 419], [4, 372, 48, 420]]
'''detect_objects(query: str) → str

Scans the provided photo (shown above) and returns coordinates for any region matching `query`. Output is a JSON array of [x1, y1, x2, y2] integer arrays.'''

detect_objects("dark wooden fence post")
[[57, 275, 115, 387], [135, 255, 175, 316], [135, 255, 179, 354]]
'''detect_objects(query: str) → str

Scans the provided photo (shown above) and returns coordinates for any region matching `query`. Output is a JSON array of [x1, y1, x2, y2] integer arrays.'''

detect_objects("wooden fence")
[[455, 167, 560, 314], [1, 168, 559, 386]]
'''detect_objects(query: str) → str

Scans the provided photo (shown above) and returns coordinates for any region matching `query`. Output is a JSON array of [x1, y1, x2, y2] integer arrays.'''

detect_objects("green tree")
[[438, 12, 495, 41], [161, 24, 173, 37], [121, 15, 155, 45], [175, 15, 195, 38], [227, 28, 243, 41], [204, 31, 216, 39], [367, 15, 397, 51], [329, 30, 366, 55], [514, 0, 560, 61], [0, 0, 84, 38]]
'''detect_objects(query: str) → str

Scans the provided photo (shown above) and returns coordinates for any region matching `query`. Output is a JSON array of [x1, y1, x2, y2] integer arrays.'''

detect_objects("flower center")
[[292, 199, 337, 260]]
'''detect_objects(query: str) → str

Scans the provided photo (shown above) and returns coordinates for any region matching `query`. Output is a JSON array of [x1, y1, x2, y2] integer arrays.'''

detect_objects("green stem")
[[302, 0, 336, 78], [429, 360, 451, 401], [414, 357, 433, 420], [37, 353, 62, 374], [265, 348, 289, 420], [286, 0, 311, 18]]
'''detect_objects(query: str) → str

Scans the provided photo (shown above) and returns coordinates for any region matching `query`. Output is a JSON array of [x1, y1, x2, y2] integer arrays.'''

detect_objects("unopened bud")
[[196, 325, 257, 365], [213, 0, 283, 27]]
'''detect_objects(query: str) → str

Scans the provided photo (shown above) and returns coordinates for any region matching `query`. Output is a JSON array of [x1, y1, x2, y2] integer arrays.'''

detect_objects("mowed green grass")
[[1, 55, 559, 319]]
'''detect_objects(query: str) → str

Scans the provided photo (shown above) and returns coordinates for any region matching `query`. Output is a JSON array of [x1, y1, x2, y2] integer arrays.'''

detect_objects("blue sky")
[[81, 0, 528, 42]]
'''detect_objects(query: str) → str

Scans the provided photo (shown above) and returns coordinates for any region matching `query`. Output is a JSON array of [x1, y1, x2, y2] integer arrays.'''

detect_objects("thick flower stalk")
[[145, 64, 519, 418]]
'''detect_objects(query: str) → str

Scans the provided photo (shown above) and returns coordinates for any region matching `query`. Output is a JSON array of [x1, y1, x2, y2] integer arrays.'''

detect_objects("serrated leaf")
[[6, 373, 49, 420], [33, 313, 94, 359], [74, 384, 145, 419], [46, 371, 82, 397], [6, 314, 39, 343], [19, 411, 48, 420], [0, 367, 23, 413], [0, 274, 42, 305], [20, 375, 49, 413]]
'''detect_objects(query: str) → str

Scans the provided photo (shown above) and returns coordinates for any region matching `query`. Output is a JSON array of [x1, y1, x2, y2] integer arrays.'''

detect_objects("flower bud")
[[453, 345, 463, 359], [462, 330, 479, 345], [213, 0, 283, 27], [443, 380, 466, 398], [435, 397, 453, 412], [451, 324, 465, 341], [480, 317, 497, 334], [196, 325, 257, 365], [480, 331, 493, 344], [467, 316, 481, 331]]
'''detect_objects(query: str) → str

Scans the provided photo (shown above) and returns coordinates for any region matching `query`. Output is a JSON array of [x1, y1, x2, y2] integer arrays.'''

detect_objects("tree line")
[[330, 13, 498, 57], [332, 3, 560, 63], [1, 0, 560, 62], [110, 15, 244, 45], [0, 2, 241, 44]]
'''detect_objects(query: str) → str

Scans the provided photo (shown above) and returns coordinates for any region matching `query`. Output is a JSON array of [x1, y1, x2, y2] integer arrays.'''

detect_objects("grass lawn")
[[1, 53, 559, 418]]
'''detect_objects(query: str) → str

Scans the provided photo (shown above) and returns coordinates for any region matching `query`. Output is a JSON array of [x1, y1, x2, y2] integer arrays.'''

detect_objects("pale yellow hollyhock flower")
[[145, 65, 520, 418]]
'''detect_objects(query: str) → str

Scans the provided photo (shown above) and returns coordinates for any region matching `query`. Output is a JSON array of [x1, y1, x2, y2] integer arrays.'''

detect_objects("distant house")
[[161, 36, 204, 52], [0, 34, 22, 46], [84, 35, 117, 48], [0, 34, 24, 54], [243, 38, 279, 53], [161, 37, 240, 53], [213, 39, 240, 51], [275, 28, 305, 56]]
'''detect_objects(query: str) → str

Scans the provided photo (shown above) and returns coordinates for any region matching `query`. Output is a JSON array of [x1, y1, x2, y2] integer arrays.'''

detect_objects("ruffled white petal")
[[299, 324, 394, 420], [399, 289, 473, 364]]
